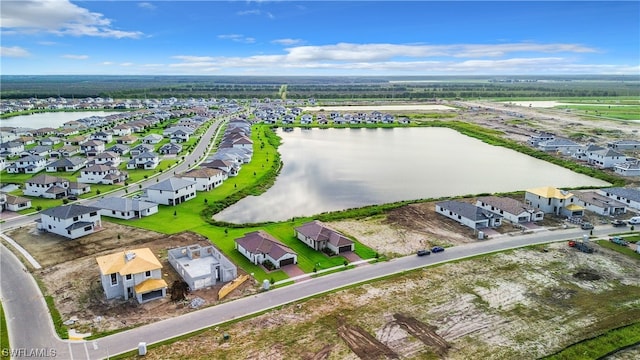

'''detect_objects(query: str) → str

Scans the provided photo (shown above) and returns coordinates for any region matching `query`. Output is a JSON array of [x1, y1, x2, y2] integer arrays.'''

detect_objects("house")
[[0, 141, 25, 156], [64, 135, 88, 146], [127, 151, 159, 170], [39, 137, 61, 146], [598, 187, 640, 211], [46, 157, 87, 173], [80, 140, 105, 156], [235, 230, 298, 268], [93, 197, 159, 219], [168, 244, 237, 291], [20, 145, 51, 157], [300, 114, 313, 124], [130, 144, 155, 157], [93, 151, 122, 167], [6, 155, 47, 174], [50, 145, 80, 159], [95, 248, 167, 303], [112, 124, 133, 136], [231, 136, 252, 149], [159, 143, 182, 155], [475, 196, 544, 223], [78, 164, 128, 185], [537, 138, 582, 155], [169, 130, 190, 143], [573, 144, 605, 161], [1, 193, 32, 212], [179, 168, 225, 191], [607, 139, 640, 150], [68, 182, 91, 196], [436, 200, 503, 230], [24, 174, 70, 199], [91, 131, 113, 143], [614, 160, 640, 177], [527, 132, 555, 147], [524, 186, 584, 217], [588, 148, 626, 168], [116, 135, 138, 145], [37, 204, 102, 239], [573, 190, 627, 216], [142, 134, 163, 144], [145, 177, 197, 206], [201, 159, 238, 176], [106, 144, 130, 156], [295, 220, 354, 254]]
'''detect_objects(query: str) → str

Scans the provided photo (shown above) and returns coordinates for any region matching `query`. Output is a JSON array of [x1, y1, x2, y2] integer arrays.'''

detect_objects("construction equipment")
[[609, 236, 629, 246], [568, 239, 594, 253]]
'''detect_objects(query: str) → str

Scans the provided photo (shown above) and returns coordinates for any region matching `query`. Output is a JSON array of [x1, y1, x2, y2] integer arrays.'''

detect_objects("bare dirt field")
[[3, 224, 257, 334], [141, 241, 640, 359], [301, 104, 455, 112]]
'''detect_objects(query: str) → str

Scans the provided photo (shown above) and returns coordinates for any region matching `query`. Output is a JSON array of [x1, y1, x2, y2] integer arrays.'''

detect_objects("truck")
[[568, 240, 594, 253], [609, 236, 629, 246]]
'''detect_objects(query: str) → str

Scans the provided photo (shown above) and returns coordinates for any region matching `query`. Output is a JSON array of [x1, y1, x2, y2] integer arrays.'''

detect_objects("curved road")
[[1, 224, 617, 359]]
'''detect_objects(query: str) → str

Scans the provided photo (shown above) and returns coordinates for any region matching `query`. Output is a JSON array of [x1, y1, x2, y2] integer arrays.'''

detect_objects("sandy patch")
[[301, 104, 455, 112]]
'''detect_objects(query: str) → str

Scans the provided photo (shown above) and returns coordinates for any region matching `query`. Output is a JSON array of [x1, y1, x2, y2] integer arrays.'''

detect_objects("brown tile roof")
[[235, 230, 295, 260], [295, 220, 354, 248]]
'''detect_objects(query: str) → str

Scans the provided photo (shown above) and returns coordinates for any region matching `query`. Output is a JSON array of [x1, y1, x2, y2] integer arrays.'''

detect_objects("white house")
[[295, 220, 355, 254], [24, 174, 70, 199], [607, 139, 640, 150], [80, 140, 105, 156], [93, 151, 122, 167], [573, 190, 627, 216], [145, 177, 197, 206], [537, 138, 582, 155], [93, 197, 159, 219], [436, 200, 502, 230], [142, 134, 163, 144], [127, 151, 159, 170], [1, 193, 32, 212], [112, 124, 133, 136], [598, 187, 640, 211], [0, 141, 24, 156], [96, 248, 167, 303], [78, 164, 128, 185], [179, 168, 225, 191], [235, 230, 297, 269], [475, 196, 544, 223], [525, 186, 584, 217], [37, 204, 102, 239], [614, 160, 640, 177], [168, 244, 237, 291], [6, 155, 47, 174], [45, 157, 87, 173], [91, 131, 113, 143], [588, 148, 626, 169]]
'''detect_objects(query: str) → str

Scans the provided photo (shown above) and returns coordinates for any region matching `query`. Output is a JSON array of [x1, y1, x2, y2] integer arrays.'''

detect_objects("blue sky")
[[1, 1, 638, 75]]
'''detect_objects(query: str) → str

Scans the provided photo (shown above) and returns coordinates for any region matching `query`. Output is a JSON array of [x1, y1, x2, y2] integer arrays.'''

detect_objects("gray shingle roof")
[[437, 200, 502, 221], [41, 204, 100, 219], [147, 177, 196, 191], [602, 187, 640, 203]]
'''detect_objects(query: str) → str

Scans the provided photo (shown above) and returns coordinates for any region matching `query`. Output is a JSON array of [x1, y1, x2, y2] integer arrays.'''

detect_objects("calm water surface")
[[0, 111, 121, 129], [215, 127, 610, 223]]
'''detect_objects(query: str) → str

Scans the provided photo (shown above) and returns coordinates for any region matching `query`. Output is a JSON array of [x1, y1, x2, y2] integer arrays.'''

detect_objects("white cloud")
[[37, 41, 59, 46], [62, 54, 89, 60], [218, 34, 256, 44], [120, 62, 134, 67], [138, 2, 156, 10], [1, 0, 143, 38], [101, 61, 114, 65], [0, 46, 31, 57], [272, 38, 304, 46], [236, 9, 274, 19]]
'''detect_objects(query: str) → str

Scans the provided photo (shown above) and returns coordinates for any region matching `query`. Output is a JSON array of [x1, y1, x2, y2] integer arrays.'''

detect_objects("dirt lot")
[[139, 241, 640, 359], [4, 224, 257, 334]]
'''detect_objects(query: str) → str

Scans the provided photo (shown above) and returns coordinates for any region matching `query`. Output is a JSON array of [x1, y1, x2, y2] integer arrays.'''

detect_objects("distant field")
[[501, 101, 640, 120]]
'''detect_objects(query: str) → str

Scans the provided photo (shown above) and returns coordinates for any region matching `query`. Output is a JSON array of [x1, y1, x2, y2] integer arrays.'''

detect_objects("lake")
[[214, 127, 610, 224], [0, 111, 121, 129]]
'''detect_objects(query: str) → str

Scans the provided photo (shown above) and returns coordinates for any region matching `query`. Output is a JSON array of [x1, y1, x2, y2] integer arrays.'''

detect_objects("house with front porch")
[[295, 220, 354, 254], [6, 155, 47, 174], [525, 186, 584, 217], [168, 244, 237, 291], [436, 200, 503, 230], [37, 204, 102, 239], [475, 196, 544, 224], [179, 168, 225, 191], [93, 197, 159, 219], [96, 248, 167, 304], [145, 177, 196, 206], [235, 230, 298, 269]]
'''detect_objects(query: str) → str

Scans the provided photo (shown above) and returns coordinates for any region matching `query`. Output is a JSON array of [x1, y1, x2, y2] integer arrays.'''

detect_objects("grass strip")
[[0, 302, 9, 360]]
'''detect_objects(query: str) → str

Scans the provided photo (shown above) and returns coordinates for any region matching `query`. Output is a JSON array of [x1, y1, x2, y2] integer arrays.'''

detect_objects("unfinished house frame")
[[168, 244, 237, 291]]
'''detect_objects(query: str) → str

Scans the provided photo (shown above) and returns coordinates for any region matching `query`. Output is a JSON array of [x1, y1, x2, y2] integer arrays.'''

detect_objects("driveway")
[[281, 264, 307, 281]]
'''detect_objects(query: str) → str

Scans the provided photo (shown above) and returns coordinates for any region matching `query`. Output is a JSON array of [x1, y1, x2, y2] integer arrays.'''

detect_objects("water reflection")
[[215, 127, 610, 223]]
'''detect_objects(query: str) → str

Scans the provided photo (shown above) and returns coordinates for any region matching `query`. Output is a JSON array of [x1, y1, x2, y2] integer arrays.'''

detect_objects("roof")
[[477, 196, 538, 215], [601, 187, 640, 202], [436, 200, 502, 221], [47, 157, 86, 167], [134, 278, 168, 293], [574, 190, 626, 209], [41, 204, 100, 219], [27, 174, 68, 185], [526, 186, 574, 199], [93, 197, 158, 212], [235, 230, 296, 260], [4, 193, 31, 205], [96, 248, 162, 276], [565, 204, 584, 211], [295, 220, 354, 247], [180, 167, 224, 179], [147, 177, 196, 191]]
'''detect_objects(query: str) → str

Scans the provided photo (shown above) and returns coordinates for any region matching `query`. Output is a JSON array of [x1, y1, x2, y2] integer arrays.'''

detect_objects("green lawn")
[[0, 302, 8, 360], [596, 240, 640, 260], [542, 322, 640, 360]]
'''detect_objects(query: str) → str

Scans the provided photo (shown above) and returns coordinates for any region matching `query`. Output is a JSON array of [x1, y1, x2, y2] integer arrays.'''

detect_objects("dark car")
[[431, 246, 445, 253], [67, 195, 78, 201], [417, 249, 431, 256], [581, 222, 594, 230]]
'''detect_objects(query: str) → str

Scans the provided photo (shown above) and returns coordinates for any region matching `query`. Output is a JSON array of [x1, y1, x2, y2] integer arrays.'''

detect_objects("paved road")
[[0, 223, 617, 359]]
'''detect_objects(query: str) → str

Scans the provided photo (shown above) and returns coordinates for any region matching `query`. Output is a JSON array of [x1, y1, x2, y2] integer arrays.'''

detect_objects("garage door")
[[338, 245, 352, 253], [279, 258, 295, 267]]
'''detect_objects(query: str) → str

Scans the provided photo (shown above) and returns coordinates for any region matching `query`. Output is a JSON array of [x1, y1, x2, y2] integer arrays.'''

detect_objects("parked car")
[[629, 216, 640, 225], [581, 222, 594, 230], [67, 195, 78, 201], [611, 220, 627, 227], [431, 246, 445, 253], [416, 249, 431, 256]]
